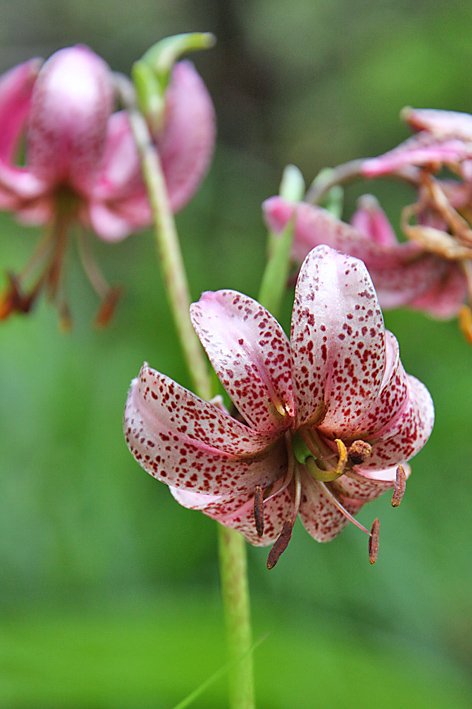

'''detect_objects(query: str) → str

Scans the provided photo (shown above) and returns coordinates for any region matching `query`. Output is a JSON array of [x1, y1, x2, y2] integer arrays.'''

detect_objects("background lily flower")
[[264, 195, 467, 319], [124, 245, 434, 566], [0, 46, 215, 324]]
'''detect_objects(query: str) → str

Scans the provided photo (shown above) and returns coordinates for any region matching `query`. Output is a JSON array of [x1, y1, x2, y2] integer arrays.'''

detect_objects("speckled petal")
[[298, 469, 356, 542], [362, 374, 434, 470], [124, 364, 287, 496], [190, 290, 295, 432], [170, 484, 294, 547], [291, 245, 385, 432], [330, 466, 407, 503], [318, 331, 406, 440]]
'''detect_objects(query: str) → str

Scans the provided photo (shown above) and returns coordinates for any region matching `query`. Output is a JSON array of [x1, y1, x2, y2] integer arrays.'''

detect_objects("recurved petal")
[[190, 290, 295, 432], [330, 465, 408, 503], [157, 61, 215, 212], [298, 469, 358, 542], [170, 484, 294, 547], [403, 107, 472, 141], [27, 45, 114, 195], [407, 262, 466, 319], [362, 133, 471, 177], [264, 197, 458, 314], [291, 245, 386, 433], [0, 58, 41, 162], [350, 194, 398, 247], [362, 374, 434, 470], [124, 364, 287, 496]]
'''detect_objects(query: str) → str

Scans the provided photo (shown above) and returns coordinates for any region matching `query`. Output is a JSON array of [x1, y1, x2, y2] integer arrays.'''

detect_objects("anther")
[[334, 439, 348, 475], [391, 465, 407, 507], [94, 285, 123, 328], [348, 440, 372, 466], [369, 518, 380, 564], [267, 521, 293, 570], [253, 485, 264, 537]]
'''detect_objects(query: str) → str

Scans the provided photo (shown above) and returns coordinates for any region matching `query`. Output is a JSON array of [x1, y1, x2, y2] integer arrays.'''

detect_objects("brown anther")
[[0, 273, 22, 320], [253, 485, 264, 537], [459, 305, 472, 347], [369, 518, 380, 564], [267, 521, 293, 569], [391, 465, 407, 507], [94, 285, 123, 327], [59, 302, 73, 332], [348, 440, 372, 466]]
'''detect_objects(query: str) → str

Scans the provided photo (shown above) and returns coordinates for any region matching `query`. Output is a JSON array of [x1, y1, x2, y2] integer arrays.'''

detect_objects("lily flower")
[[124, 245, 434, 566], [0, 46, 215, 325], [263, 195, 467, 319]]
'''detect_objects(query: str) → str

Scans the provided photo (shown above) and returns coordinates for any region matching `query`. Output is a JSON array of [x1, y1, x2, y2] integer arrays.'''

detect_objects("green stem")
[[127, 106, 213, 401], [218, 525, 255, 709], [125, 85, 256, 707]]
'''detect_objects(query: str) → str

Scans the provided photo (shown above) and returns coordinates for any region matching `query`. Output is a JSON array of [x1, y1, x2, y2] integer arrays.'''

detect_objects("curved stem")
[[127, 105, 213, 401], [305, 159, 420, 205], [218, 525, 255, 709]]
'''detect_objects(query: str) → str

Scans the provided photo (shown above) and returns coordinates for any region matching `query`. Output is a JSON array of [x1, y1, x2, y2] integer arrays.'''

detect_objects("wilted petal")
[[171, 485, 294, 547], [191, 290, 295, 432], [291, 245, 385, 432], [298, 469, 356, 542], [157, 61, 215, 212], [124, 364, 287, 495], [26, 45, 114, 195]]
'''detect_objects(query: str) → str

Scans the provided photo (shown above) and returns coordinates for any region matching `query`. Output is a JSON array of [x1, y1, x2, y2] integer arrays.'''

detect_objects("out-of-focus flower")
[[0, 46, 215, 325], [124, 245, 434, 566], [263, 195, 467, 319]]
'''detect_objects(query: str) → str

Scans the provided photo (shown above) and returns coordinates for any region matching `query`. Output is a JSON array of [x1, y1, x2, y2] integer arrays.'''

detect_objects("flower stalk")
[[127, 103, 213, 401], [125, 62, 256, 707]]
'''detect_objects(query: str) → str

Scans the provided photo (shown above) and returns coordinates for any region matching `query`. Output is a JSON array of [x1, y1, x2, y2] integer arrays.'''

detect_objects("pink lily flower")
[[124, 245, 434, 566], [0, 46, 215, 325], [264, 195, 467, 319]]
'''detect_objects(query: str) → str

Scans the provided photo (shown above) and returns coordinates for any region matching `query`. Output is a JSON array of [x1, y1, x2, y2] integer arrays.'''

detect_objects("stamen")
[[348, 440, 372, 466], [391, 465, 407, 507], [334, 438, 348, 474], [94, 286, 123, 327], [253, 485, 264, 537], [369, 518, 380, 564], [267, 521, 293, 569], [318, 480, 371, 535]]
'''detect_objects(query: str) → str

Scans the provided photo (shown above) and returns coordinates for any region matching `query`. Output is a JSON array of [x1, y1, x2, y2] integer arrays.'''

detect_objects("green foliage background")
[[1, 1, 472, 706]]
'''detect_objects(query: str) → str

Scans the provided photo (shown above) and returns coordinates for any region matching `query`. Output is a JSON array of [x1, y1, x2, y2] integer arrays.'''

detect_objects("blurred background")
[[1, 0, 472, 707]]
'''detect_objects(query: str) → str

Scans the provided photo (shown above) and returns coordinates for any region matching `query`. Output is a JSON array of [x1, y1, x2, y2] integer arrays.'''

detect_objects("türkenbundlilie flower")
[[0, 43, 215, 326], [124, 245, 434, 567], [264, 195, 467, 319]]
